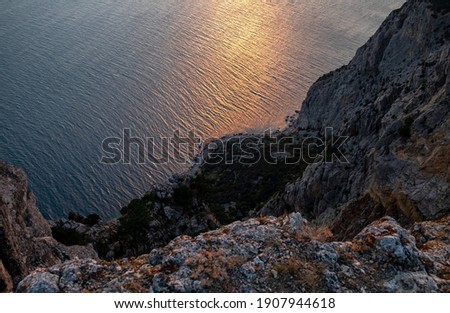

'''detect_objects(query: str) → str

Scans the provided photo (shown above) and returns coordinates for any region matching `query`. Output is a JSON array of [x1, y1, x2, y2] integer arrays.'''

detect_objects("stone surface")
[[270, 0, 450, 224], [0, 260, 13, 292], [16, 214, 450, 293], [0, 161, 98, 291]]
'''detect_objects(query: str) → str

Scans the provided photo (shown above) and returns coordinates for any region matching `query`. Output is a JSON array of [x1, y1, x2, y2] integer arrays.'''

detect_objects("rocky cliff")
[[16, 214, 450, 292], [267, 0, 450, 236], [0, 161, 98, 292], [2, 0, 449, 293]]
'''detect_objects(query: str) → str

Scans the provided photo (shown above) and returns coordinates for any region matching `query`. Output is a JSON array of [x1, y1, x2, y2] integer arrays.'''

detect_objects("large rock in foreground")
[[0, 161, 98, 292], [17, 214, 450, 293]]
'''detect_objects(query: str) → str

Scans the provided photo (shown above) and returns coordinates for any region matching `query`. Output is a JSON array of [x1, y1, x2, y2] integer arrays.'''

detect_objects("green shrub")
[[117, 198, 151, 255], [85, 214, 101, 226], [173, 184, 194, 207], [51, 227, 89, 246], [119, 199, 150, 235], [68, 211, 85, 224], [67, 211, 101, 226]]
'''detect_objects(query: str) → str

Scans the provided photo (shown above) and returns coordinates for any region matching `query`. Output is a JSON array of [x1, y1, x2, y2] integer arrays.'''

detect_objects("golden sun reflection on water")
[[164, 0, 301, 137]]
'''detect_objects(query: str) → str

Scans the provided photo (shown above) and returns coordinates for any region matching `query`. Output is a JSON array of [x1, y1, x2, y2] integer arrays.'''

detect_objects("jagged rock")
[[0, 260, 13, 292], [50, 219, 90, 234], [17, 256, 154, 293], [384, 272, 439, 292], [50, 217, 120, 258], [0, 161, 98, 291], [352, 217, 422, 269], [17, 271, 60, 293], [274, 0, 450, 224], [163, 206, 181, 221], [16, 214, 450, 293]]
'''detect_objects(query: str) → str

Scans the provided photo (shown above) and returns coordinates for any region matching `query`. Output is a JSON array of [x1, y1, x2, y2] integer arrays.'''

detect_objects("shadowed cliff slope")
[[266, 0, 449, 237], [0, 162, 98, 291]]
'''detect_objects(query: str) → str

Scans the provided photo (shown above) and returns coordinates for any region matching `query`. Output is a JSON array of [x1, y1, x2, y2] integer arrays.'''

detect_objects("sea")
[[0, 0, 405, 219]]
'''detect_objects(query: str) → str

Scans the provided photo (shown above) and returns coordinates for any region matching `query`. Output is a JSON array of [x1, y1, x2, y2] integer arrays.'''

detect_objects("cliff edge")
[[267, 0, 450, 237], [0, 161, 98, 292]]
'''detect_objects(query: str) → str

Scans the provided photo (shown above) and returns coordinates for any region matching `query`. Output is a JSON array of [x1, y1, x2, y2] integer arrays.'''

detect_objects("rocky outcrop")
[[49, 191, 221, 260], [7, 0, 450, 293], [0, 161, 98, 291], [16, 214, 450, 293], [0, 260, 13, 292], [266, 0, 450, 229]]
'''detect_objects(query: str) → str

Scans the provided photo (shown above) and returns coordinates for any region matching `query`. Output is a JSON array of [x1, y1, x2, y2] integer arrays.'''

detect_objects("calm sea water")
[[0, 0, 405, 219]]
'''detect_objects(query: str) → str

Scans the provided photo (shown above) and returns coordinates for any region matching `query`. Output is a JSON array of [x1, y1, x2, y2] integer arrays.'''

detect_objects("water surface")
[[0, 0, 405, 218]]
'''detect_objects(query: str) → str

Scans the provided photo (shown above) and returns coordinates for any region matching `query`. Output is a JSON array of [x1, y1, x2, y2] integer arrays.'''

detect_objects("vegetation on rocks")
[[77, 134, 317, 259]]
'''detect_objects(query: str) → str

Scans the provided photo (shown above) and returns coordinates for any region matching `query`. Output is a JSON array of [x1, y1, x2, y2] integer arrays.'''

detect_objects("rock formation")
[[264, 0, 450, 234], [0, 161, 98, 292], [16, 214, 450, 293]]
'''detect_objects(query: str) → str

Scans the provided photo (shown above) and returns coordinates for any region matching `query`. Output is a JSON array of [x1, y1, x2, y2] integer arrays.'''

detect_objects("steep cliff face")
[[0, 161, 98, 292], [272, 0, 449, 232]]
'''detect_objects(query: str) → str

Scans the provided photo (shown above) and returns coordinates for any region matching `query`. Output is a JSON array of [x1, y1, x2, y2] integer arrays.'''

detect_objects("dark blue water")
[[0, 0, 404, 219]]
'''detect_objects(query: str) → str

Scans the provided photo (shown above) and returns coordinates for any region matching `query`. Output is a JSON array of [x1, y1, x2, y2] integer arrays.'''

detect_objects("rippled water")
[[0, 0, 405, 219]]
